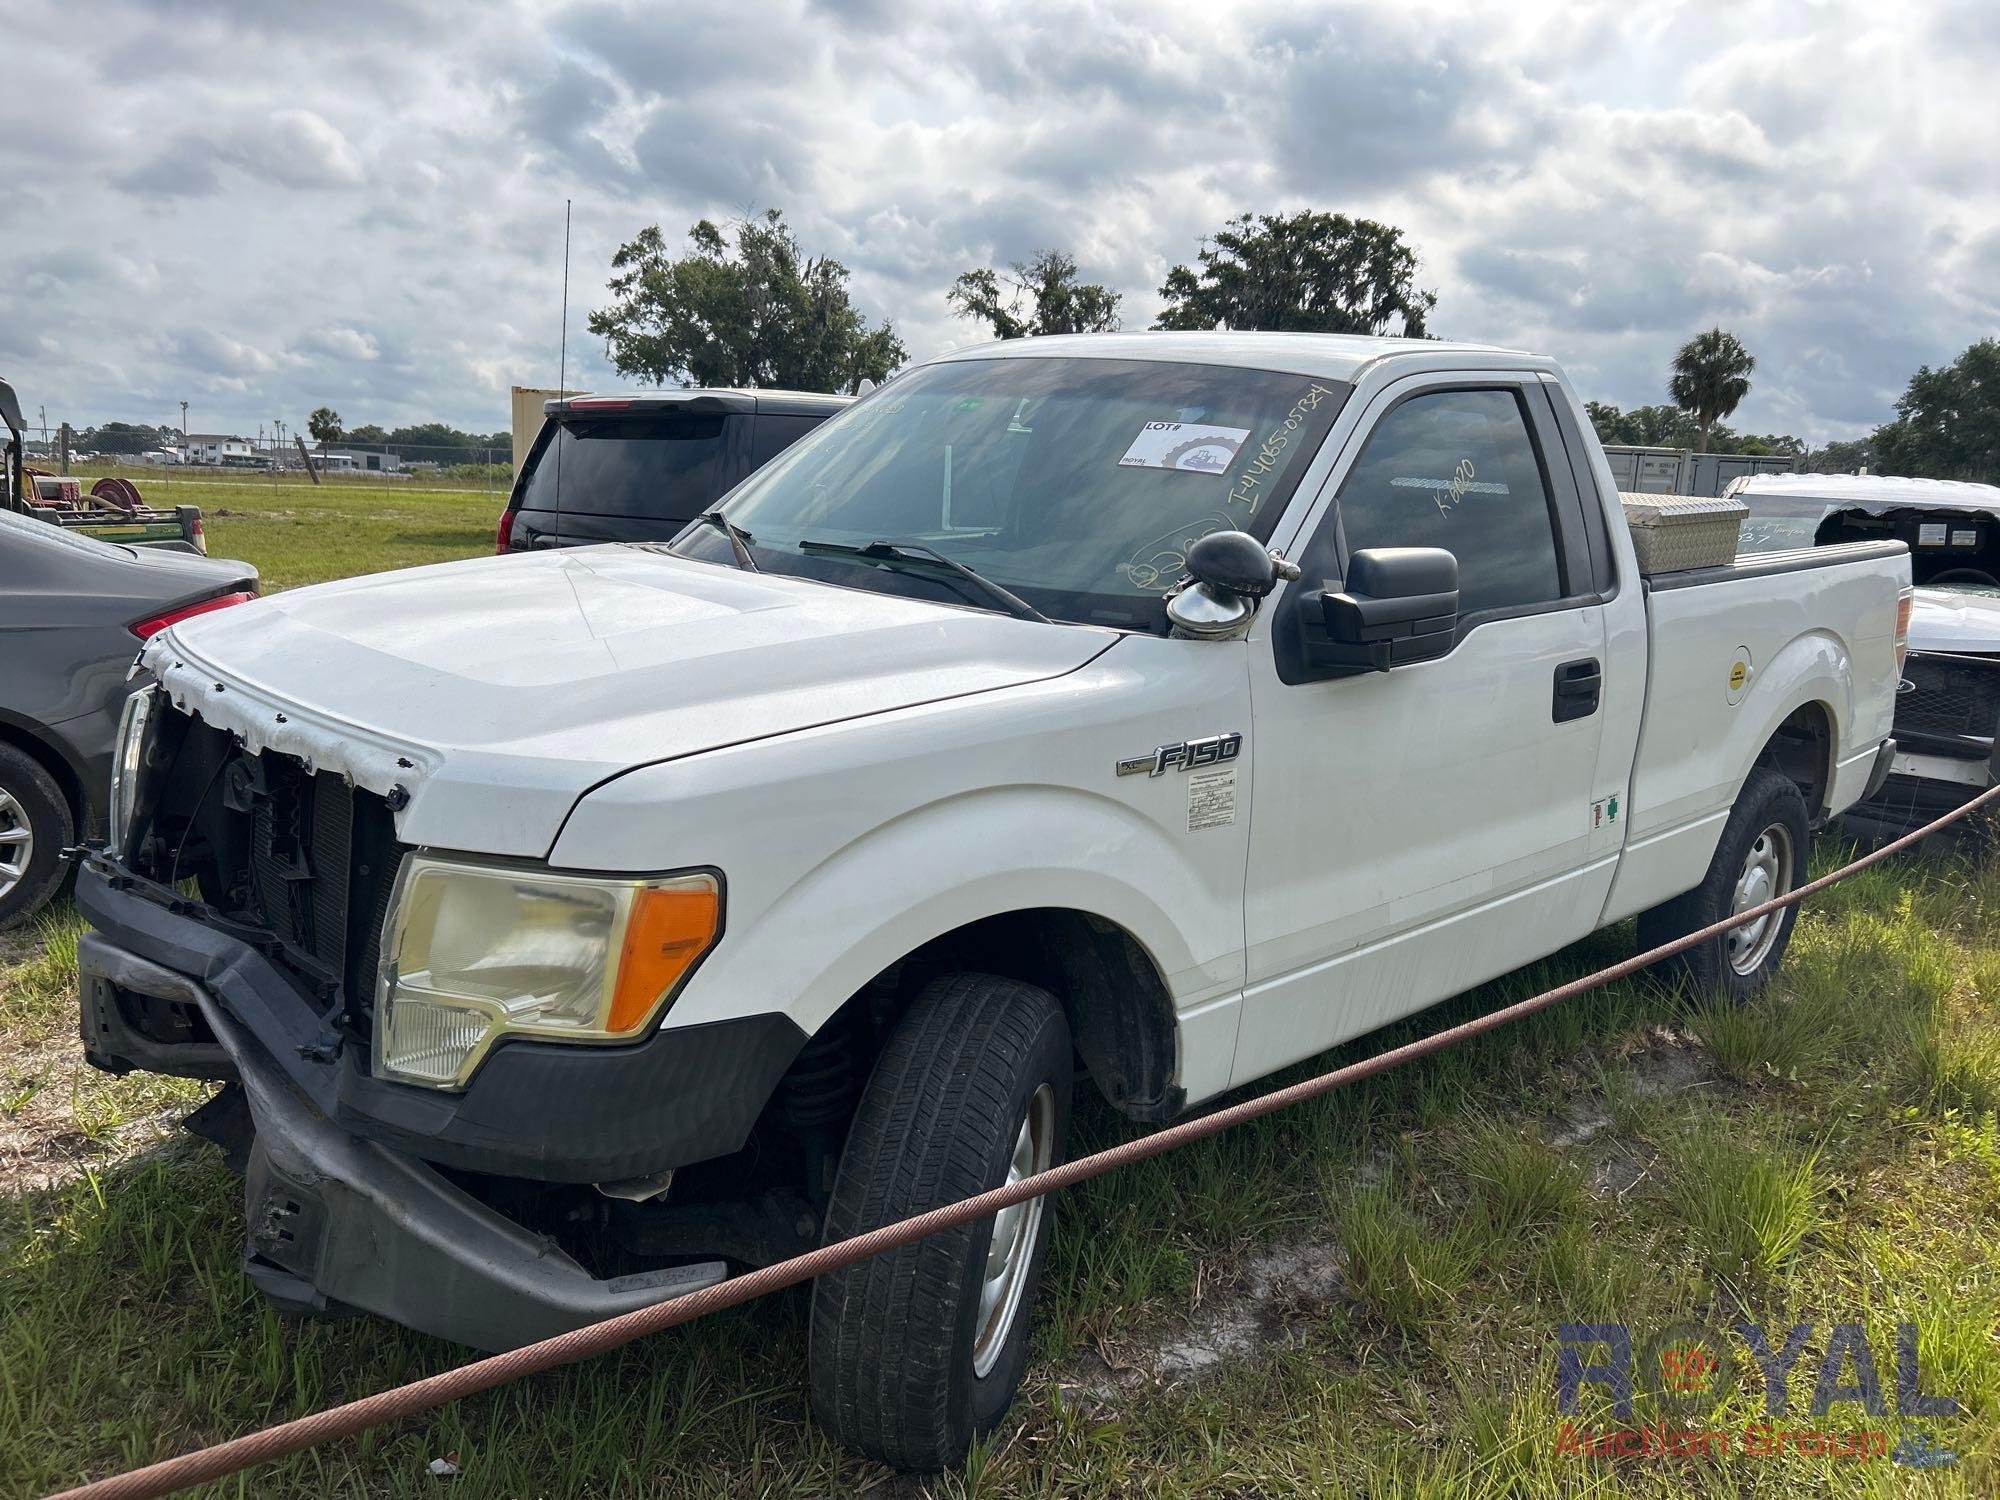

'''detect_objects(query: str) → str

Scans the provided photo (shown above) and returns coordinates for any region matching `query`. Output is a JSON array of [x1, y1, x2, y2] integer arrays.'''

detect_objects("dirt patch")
[[1587, 1143, 1651, 1199], [1621, 1025, 1715, 1098], [1546, 1025, 1713, 1195], [1059, 1235, 1346, 1403], [1553, 1024, 1718, 1143], [1552, 1099, 1613, 1147], [0, 925, 46, 970], [0, 1036, 187, 1199]]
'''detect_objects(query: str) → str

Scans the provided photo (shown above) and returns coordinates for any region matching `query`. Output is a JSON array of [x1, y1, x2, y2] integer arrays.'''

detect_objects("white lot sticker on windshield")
[[1119, 421, 1251, 475], [1187, 768, 1236, 832], [1919, 522, 1948, 546]]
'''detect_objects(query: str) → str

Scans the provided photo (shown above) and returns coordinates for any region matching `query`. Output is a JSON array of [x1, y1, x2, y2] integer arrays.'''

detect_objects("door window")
[[1333, 388, 1565, 616]]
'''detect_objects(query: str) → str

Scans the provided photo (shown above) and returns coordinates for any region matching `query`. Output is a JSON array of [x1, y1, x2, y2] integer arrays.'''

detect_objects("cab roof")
[[1729, 472, 2000, 516], [929, 330, 1539, 383]]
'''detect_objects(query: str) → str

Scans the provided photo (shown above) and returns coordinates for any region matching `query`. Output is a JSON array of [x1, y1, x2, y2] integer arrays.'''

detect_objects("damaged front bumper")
[[80, 931, 726, 1350], [73, 858, 807, 1352]]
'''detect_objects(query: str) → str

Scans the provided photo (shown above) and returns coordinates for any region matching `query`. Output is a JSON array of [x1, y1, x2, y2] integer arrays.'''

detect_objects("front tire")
[[1639, 765, 1809, 1002], [809, 972, 1071, 1471], [0, 744, 72, 931]]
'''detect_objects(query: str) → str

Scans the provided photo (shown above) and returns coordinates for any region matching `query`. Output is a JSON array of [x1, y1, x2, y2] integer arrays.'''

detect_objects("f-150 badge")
[[1118, 732, 1242, 778]]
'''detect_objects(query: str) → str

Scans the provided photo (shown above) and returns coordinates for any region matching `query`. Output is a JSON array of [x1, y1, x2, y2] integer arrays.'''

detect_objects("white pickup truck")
[[77, 333, 1909, 1470]]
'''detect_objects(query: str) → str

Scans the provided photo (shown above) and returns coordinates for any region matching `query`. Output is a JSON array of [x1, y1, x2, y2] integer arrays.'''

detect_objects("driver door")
[[1231, 375, 1617, 1084]]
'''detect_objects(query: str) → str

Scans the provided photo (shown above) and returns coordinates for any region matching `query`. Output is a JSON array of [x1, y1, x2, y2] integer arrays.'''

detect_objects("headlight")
[[375, 855, 721, 1089], [107, 687, 155, 855]]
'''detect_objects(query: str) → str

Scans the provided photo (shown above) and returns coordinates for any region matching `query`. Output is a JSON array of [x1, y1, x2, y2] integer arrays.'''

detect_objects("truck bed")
[[1602, 540, 1907, 922]]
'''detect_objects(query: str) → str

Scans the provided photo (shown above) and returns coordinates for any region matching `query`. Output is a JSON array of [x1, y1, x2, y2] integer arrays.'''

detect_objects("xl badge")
[[1118, 732, 1242, 778]]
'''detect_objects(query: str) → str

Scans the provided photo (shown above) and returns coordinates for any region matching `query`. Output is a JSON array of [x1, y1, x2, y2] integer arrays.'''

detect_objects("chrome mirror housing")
[[1167, 581, 1256, 639], [1166, 531, 1301, 640]]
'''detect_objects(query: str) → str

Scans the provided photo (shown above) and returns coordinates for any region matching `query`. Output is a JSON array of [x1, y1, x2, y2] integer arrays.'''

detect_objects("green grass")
[[53, 462, 504, 592], [198, 485, 500, 593], [72, 458, 513, 495], [4, 518, 1999, 1494], [1656, 1112, 1824, 1283]]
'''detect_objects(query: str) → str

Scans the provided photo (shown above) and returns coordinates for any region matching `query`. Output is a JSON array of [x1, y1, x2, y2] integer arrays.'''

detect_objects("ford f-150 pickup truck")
[[76, 332, 1910, 1470]]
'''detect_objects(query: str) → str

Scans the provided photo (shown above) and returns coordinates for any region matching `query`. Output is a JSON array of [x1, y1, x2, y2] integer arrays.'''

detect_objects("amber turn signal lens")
[[607, 881, 721, 1033]]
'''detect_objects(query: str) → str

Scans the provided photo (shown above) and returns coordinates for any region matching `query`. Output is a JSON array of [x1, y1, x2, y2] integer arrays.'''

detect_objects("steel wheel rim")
[[1726, 821, 1793, 975], [972, 1081, 1055, 1377], [0, 786, 31, 902]]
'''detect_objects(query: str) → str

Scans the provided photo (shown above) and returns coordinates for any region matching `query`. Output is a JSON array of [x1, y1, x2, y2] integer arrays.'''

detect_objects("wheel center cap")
[[1740, 867, 1772, 909]]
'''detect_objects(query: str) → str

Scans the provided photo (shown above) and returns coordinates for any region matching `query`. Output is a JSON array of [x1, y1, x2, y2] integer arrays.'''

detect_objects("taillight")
[[1894, 588, 1914, 673], [130, 590, 255, 640], [496, 507, 516, 554]]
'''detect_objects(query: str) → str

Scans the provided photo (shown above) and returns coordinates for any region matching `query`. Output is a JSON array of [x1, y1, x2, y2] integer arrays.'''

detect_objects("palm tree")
[[1668, 328, 1755, 454]]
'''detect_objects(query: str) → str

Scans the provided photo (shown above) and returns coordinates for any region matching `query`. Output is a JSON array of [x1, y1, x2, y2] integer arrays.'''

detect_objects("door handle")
[[1553, 657, 1602, 723]]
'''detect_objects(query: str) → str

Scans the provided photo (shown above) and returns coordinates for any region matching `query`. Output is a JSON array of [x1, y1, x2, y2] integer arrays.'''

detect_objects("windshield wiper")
[[689, 510, 759, 571], [798, 538, 1051, 623]]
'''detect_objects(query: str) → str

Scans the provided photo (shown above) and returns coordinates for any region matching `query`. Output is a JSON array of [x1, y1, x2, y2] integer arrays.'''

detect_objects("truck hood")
[[146, 546, 1115, 857], [1907, 586, 2000, 655]]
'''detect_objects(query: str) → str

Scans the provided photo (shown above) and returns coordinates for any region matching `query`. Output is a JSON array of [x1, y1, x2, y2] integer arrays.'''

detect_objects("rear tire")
[[0, 744, 72, 931], [809, 972, 1071, 1471], [1639, 765, 1809, 1003]]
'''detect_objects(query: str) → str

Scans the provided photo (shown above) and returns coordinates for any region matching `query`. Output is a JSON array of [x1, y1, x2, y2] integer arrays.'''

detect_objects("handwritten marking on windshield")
[[1226, 383, 1337, 515], [1117, 511, 1234, 591]]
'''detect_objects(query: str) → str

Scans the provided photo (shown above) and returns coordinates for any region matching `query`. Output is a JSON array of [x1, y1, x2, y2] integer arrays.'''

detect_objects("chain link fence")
[[22, 431, 518, 499]]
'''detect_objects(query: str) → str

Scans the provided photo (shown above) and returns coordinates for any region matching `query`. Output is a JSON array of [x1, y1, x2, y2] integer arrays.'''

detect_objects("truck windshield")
[[1737, 494, 1835, 555], [672, 356, 1349, 631]]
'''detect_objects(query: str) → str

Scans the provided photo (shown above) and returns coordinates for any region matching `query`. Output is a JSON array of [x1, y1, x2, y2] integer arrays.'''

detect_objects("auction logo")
[[1555, 1321, 1957, 1466]]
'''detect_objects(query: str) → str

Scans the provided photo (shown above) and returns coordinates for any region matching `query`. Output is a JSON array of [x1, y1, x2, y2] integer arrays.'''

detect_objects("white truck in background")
[[77, 332, 1908, 1471], [1732, 471, 2000, 836]]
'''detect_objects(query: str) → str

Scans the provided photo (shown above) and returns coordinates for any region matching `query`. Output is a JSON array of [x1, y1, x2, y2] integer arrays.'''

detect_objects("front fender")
[[653, 783, 1235, 1038], [548, 643, 1257, 1054]]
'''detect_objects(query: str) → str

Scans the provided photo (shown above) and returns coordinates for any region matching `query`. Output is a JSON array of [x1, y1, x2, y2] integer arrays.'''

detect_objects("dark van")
[[498, 388, 849, 552]]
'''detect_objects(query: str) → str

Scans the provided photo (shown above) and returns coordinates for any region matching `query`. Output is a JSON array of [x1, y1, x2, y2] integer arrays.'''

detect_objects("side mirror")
[[1311, 547, 1459, 672], [1166, 530, 1302, 640]]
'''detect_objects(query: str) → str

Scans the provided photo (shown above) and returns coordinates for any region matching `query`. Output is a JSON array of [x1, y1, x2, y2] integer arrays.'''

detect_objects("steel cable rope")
[[49, 780, 2000, 1500]]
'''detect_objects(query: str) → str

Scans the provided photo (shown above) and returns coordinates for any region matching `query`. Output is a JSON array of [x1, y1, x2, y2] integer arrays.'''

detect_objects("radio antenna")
[[558, 198, 572, 395], [552, 198, 573, 521]]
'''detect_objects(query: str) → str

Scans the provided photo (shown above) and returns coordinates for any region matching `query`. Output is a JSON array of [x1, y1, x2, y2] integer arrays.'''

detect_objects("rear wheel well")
[[0, 722, 88, 833], [1754, 701, 1833, 823]]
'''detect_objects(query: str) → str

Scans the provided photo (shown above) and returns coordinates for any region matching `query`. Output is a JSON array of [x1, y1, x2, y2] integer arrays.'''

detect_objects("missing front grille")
[[130, 702, 406, 1028]]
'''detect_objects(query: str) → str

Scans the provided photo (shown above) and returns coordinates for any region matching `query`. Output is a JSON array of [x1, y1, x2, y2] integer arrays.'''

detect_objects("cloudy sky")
[[3, 0, 1994, 444]]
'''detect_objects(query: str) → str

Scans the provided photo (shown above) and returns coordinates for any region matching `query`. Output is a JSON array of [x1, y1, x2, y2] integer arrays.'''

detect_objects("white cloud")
[[302, 327, 382, 362], [0, 0, 1994, 442]]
